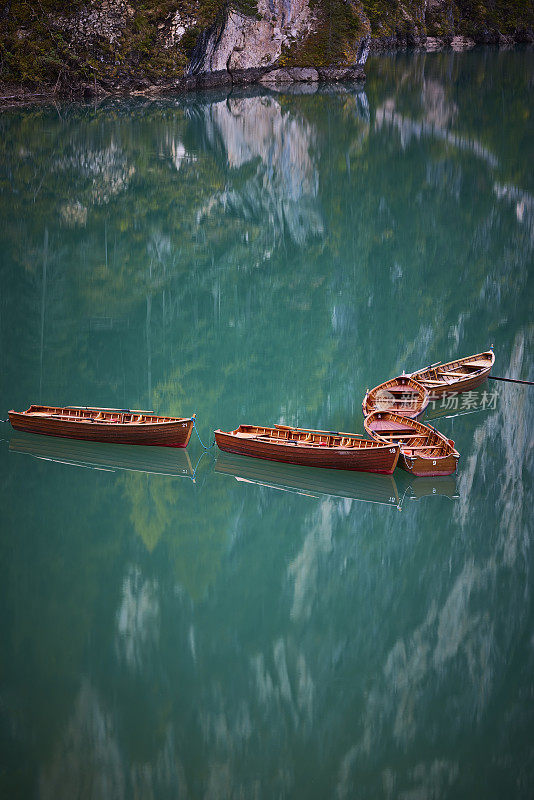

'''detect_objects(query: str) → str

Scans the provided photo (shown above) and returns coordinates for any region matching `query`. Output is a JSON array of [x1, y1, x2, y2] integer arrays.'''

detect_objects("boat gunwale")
[[10, 406, 193, 428], [215, 426, 399, 452], [409, 349, 495, 385]]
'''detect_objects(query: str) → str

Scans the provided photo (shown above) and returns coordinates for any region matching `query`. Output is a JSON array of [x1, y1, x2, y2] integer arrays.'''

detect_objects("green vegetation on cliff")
[[360, 0, 534, 40], [0, 0, 190, 90], [0, 1, 532, 94], [281, 0, 365, 67]]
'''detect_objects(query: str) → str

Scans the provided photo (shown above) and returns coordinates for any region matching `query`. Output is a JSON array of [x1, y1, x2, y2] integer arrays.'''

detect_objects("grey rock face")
[[425, 37, 444, 52], [451, 36, 476, 51], [260, 68, 319, 84], [318, 67, 366, 82], [176, 65, 365, 94], [188, 2, 317, 76], [355, 34, 371, 65], [259, 69, 294, 85]]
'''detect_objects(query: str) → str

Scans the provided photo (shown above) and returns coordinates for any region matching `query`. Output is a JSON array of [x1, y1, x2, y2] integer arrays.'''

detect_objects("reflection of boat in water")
[[216, 453, 460, 508], [423, 398, 493, 422], [9, 433, 195, 478], [216, 453, 400, 506], [395, 472, 459, 503]]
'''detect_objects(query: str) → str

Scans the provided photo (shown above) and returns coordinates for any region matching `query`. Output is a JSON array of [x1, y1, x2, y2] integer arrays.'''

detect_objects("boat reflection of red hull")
[[215, 453, 401, 506], [397, 473, 459, 501], [216, 454, 459, 506], [9, 433, 194, 478]]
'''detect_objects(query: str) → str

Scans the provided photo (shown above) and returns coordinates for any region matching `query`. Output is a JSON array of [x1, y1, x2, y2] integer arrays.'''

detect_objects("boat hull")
[[215, 430, 399, 474], [410, 350, 495, 394], [363, 410, 459, 478], [8, 411, 194, 447], [399, 451, 459, 477]]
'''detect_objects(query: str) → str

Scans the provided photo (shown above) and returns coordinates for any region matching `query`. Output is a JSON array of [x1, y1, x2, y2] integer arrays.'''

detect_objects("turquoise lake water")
[[0, 49, 533, 798]]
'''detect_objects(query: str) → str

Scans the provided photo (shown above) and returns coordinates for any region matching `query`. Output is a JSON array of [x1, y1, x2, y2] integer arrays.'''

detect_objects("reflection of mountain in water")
[[55, 141, 136, 208], [494, 183, 534, 246], [193, 94, 325, 247], [336, 332, 534, 795], [375, 99, 498, 168]]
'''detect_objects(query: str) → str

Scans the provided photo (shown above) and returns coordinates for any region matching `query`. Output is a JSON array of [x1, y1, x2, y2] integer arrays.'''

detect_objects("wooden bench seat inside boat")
[[403, 449, 443, 456], [382, 433, 423, 439], [387, 399, 426, 410], [369, 425, 410, 433], [409, 350, 494, 397], [236, 428, 365, 449]]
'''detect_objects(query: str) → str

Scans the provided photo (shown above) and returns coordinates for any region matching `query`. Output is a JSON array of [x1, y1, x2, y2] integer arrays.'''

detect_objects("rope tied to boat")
[[0, 417, 9, 424], [191, 416, 215, 450]]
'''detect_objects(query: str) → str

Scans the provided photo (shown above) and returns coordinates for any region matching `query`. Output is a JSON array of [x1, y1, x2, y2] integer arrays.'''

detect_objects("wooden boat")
[[362, 375, 429, 418], [364, 411, 459, 477], [215, 452, 401, 506], [8, 405, 195, 447], [409, 349, 495, 394], [9, 432, 195, 478], [214, 423, 400, 474]]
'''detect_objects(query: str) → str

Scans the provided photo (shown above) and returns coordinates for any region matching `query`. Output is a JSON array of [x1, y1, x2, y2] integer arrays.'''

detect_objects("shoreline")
[[0, 64, 365, 107], [0, 40, 531, 108]]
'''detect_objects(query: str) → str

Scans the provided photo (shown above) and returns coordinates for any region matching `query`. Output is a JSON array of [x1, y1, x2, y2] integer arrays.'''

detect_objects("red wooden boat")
[[364, 411, 459, 477], [362, 375, 429, 418], [214, 423, 400, 474], [8, 405, 195, 447], [409, 349, 495, 394]]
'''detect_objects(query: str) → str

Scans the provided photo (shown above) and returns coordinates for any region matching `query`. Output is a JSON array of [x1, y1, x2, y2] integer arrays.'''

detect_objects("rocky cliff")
[[0, 1, 532, 98]]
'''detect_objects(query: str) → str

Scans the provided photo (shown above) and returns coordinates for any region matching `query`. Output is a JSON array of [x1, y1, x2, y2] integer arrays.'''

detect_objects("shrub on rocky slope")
[[0, 1, 532, 95]]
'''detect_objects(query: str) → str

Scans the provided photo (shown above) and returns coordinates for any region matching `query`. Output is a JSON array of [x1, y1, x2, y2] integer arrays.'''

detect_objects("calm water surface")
[[0, 49, 533, 798]]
